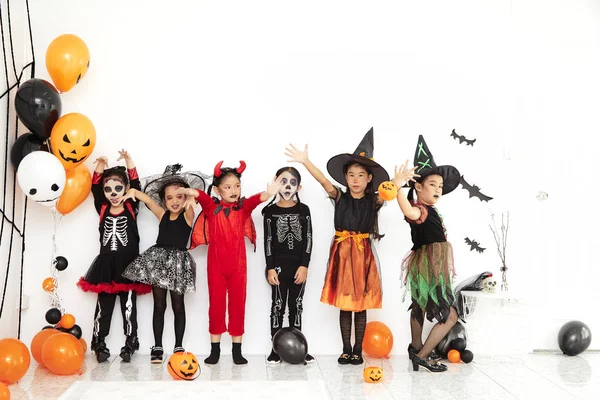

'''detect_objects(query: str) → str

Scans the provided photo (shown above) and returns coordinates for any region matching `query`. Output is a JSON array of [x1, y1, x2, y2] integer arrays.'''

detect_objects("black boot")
[[93, 337, 110, 363], [119, 336, 139, 363]]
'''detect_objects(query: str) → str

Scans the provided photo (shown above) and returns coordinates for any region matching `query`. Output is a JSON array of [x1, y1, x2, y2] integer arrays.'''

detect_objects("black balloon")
[[45, 307, 61, 324], [68, 324, 82, 339], [273, 327, 308, 364], [436, 321, 467, 358], [558, 321, 592, 356], [460, 349, 474, 363], [54, 256, 68, 271], [14, 78, 62, 141], [10, 133, 48, 169], [450, 338, 467, 352], [42, 325, 55, 330]]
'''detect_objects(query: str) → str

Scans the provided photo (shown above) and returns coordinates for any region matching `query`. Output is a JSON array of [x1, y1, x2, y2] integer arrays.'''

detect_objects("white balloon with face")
[[17, 151, 66, 207], [278, 171, 299, 201]]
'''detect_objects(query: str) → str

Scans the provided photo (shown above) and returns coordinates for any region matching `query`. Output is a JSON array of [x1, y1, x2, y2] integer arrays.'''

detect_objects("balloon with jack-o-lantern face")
[[363, 366, 383, 383], [50, 113, 96, 170]]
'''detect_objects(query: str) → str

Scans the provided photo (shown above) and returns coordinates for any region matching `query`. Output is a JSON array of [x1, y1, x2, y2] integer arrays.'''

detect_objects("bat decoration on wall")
[[464, 237, 486, 253], [450, 129, 476, 146], [460, 175, 493, 202]]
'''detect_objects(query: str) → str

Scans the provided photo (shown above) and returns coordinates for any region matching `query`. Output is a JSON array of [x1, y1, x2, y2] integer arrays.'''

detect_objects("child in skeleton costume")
[[122, 164, 206, 364], [181, 161, 280, 365], [262, 166, 314, 364], [394, 135, 460, 373], [286, 128, 389, 366], [77, 150, 151, 363]]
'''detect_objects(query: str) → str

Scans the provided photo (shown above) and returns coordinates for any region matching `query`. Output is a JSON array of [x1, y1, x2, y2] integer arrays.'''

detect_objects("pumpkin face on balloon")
[[167, 352, 200, 380], [50, 113, 96, 170], [363, 366, 383, 383], [377, 181, 398, 201]]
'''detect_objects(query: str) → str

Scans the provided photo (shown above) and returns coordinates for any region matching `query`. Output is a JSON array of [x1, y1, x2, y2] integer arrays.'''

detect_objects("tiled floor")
[[6, 352, 600, 399]]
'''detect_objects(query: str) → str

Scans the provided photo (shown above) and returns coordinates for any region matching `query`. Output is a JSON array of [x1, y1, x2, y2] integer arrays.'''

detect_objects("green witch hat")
[[411, 135, 460, 195]]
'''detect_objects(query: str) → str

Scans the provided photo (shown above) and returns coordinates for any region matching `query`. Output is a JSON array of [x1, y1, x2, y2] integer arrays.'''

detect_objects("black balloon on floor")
[[45, 308, 61, 324], [68, 324, 82, 339], [436, 321, 467, 358], [558, 320, 592, 356], [450, 338, 467, 352], [273, 327, 308, 364], [460, 349, 474, 363], [54, 256, 68, 271]]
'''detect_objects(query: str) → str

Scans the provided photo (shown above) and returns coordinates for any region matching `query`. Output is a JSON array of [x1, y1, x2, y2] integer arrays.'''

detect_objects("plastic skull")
[[482, 277, 497, 293]]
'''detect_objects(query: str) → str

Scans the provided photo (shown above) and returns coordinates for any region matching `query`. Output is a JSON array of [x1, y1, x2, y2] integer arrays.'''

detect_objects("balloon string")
[[50, 208, 64, 313]]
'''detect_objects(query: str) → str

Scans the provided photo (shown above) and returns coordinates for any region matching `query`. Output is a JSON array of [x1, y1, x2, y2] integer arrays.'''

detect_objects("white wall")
[[10, 0, 599, 355]]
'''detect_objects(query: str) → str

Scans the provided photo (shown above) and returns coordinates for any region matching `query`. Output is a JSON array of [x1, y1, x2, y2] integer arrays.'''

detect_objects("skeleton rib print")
[[102, 215, 129, 251], [274, 213, 302, 250]]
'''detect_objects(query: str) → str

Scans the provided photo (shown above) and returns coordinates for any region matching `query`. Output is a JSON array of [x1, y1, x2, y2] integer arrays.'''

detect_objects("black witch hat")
[[142, 164, 209, 208], [326, 127, 390, 188], [411, 135, 460, 195]]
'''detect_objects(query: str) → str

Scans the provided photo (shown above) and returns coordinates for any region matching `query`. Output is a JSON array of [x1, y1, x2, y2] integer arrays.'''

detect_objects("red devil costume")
[[190, 161, 261, 337]]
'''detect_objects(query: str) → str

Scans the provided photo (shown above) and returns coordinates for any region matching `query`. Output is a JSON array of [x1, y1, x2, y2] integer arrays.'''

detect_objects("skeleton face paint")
[[104, 178, 127, 206], [278, 171, 299, 201]]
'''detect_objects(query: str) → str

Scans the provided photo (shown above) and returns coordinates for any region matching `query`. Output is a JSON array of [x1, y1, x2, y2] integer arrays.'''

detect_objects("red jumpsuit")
[[191, 191, 262, 336]]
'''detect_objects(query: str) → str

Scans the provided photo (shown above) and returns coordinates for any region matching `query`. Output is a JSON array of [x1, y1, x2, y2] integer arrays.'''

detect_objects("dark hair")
[[262, 166, 302, 214], [342, 161, 375, 194], [158, 178, 190, 202], [102, 166, 128, 187], [207, 167, 242, 197]]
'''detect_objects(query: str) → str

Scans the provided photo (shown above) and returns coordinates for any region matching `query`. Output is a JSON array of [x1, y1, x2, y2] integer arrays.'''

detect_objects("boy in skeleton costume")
[[262, 167, 313, 364], [77, 150, 151, 363]]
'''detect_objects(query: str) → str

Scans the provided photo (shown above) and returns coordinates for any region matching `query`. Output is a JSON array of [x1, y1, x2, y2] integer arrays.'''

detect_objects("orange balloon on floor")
[[46, 34, 90, 93], [59, 314, 76, 330], [362, 321, 394, 358], [41, 333, 84, 376], [30, 329, 59, 368], [0, 382, 9, 400], [79, 338, 87, 353], [56, 164, 92, 215], [447, 349, 461, 363], [0, 338, 30, 384], [42, 277, 55, 292]]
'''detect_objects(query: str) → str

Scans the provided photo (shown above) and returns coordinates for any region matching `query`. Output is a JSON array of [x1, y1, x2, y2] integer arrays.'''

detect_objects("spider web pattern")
[[0, 0, 36, 339]]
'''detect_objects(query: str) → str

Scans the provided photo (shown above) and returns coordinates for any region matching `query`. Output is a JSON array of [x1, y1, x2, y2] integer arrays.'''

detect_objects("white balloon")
[[17, 151, 66, 207]]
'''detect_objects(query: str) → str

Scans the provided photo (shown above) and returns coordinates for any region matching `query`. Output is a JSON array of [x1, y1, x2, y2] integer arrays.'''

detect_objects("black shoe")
[[304, 354, 315, 364], [173, 346, 185, 354], [119, 336, 140, 363], [150, 346, 164, 364], [267, 350, 281, 364], [412, 355, 448, 372], [95, 339, 110, 363], [337, 353, 351, 365], [407, 344, 442, 361], [349, 354, 364, 365]]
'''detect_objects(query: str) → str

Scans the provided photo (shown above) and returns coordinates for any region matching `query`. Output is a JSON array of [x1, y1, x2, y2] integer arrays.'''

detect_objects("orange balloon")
[[362, 321, 394, 358], [30, 329, 60, 368], [56, 164, 92, 215], [59, 314, 76, 330], [41, 333, 84, 375], [0, 382, 9, 400], [0, 338, 31, 384], [42, 277, 55, 292], [49, 113, 96, 170], [79, 338, 87, 353], [46, 34, 90, 93], [448, 349, 461, 363]]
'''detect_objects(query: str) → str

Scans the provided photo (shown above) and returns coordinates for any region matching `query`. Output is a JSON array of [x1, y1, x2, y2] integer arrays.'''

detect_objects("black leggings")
[[152, 287, 186, 348], [340, 310, 367, 355], [270, 277, 306, 338]]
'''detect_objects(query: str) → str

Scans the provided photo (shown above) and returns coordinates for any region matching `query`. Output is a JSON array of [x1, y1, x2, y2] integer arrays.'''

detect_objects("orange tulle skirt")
[[320, 231, 382, 312]]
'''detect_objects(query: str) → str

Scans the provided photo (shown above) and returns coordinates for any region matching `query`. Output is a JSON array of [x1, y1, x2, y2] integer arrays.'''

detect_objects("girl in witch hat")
[[178, 161, 281, 365], [286, 128, 389, 365], [392, 135, 461, 372], [121, 164, 207, 363]]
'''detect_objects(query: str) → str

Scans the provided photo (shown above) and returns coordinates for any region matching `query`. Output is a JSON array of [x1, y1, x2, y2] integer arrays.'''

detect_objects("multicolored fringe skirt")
[[320, 231, 382, 312], [401, 241, 455, 323]]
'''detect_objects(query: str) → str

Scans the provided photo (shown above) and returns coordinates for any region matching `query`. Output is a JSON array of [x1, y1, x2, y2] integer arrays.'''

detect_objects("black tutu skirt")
[[122, 245, 196, 294], [77, 251, 152, 294]]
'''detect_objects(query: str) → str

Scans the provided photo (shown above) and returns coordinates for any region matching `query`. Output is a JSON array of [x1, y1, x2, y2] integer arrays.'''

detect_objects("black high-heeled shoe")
[[407, 344, 442, 361], [411, 354, 448, 372]]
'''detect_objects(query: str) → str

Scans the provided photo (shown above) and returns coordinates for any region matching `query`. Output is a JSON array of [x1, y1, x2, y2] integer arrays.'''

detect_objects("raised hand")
[[183, 195, 197, 211], [94, 156, 109, 166], [284, 143, 309, 164], [116, 149, 131, 161], [123, 188, 138, 202], [392, 160, 420, 188], [176, 187, 199, 197], [266, 178, 281, 197]]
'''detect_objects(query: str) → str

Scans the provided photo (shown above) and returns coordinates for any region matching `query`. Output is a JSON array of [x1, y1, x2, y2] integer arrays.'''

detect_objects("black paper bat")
[[464, 237, 486, 253], [450, 129, 476, 146], [459, 175, 493, 202]]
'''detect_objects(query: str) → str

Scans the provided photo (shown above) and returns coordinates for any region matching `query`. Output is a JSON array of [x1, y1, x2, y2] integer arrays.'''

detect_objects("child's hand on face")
[[294, 266, 308, 284], [285, 143, 309, 164], [392, 160, 420, 188], [183, 195, 197, 211], [116, 149, 131, 161], [175, 187, 199, 198], [266, 179, 281, 197], [123, 188, 137, 202], [94, 156, 109, 166], [267, 269, 280, 285]]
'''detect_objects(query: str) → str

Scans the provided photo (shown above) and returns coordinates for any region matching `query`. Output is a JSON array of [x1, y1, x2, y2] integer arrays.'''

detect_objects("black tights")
[[339, 310, 367, 355], [152, 287, 186, 348]]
